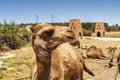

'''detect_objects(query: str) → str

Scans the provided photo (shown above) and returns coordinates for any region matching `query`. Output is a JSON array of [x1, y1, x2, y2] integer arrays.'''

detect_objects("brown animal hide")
[[86, 46, 105, 59], [26, 23, 80, 80], [117, 53, 120, 76], [49, 43, 94, 80], [49, 43, 83, 80], [113, 53, 120, 80]]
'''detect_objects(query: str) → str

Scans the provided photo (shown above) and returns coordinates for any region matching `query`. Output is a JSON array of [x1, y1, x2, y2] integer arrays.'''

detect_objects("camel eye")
[[45, 29, 54, 38]]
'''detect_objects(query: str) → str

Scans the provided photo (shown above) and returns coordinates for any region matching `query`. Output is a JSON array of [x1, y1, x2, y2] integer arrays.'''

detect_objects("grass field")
[[92, 32, 120, 38], [0, 46, 34, 80], [80, 39, 120, 80], [0, 32, 120, 80], [105, 32, 120, 38]]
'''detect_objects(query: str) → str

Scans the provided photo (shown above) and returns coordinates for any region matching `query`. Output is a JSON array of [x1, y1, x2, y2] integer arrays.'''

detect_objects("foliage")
[[0, 20, 30, 50], [110, 26, 120, 31], [50, 22, 108, 32], [50, 22, 69, 26], [83, 28, 92, 36], [50, 22, 120, 32], [82, 22, 95, 32], [0, 21, 120, 50]]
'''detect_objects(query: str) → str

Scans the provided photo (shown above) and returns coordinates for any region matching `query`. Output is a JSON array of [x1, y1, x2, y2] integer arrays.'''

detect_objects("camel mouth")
[[65, 35, 80, 47], [66, 36, 75, 39], [70, 39, 80, 47]]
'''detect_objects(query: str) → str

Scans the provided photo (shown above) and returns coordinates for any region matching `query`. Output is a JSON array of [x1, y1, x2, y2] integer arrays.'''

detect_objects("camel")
[[107, 47, 117, 68], [27, 23, 80, 80], [113, 53, 120, 80], [49, 42, 94, 80], [85, 46, 105, 59], [104, 47, 119, 80], [27, 23, 94, 80]]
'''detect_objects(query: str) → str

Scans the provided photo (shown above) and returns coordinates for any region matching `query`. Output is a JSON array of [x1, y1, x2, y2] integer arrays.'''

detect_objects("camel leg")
[[113, 67, 119, 80]]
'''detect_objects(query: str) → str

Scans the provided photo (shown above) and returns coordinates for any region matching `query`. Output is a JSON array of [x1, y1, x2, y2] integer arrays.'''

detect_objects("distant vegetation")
[[51, 22, 120, 36], [0, 21, 120, 50], [51, 22, 120, 32], [0, 20, 30, 51]]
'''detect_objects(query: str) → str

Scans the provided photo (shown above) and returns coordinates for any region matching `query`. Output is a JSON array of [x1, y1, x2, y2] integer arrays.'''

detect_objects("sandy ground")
[[80, 38, 120, 80], [84, 37, 120, 41], [0, 37, 120, 80]]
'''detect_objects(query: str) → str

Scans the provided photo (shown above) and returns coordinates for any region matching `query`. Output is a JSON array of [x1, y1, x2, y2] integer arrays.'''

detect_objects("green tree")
[[83, 28, 92, 36], [115, 24, 119, 27], [82, 23, 95, 32]]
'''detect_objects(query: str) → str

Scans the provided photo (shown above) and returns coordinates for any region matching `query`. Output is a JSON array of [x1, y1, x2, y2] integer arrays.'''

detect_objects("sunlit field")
[[0, 32, 120, 80], [0, 0, 120, 79], [92, 32, 120, 38], [0, 46, 34, 80], [105, 32, 120, 38]]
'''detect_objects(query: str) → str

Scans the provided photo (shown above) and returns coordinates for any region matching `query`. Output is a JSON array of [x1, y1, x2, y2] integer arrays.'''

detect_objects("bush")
[[83, 28, 92, 36], [0, 21, 30, 50]]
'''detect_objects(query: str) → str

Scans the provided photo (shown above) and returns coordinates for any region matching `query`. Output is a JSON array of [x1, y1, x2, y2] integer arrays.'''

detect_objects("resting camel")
[[27, 23, 94, 80], [85, 46, 105, 59]]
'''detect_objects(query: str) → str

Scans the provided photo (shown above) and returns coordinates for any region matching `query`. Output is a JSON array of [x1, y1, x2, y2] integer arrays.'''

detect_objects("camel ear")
[[26, 25, 35, 35]]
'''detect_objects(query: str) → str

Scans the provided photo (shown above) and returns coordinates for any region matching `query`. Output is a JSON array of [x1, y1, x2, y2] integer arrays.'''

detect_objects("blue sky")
[[0, 0, 120, 25]]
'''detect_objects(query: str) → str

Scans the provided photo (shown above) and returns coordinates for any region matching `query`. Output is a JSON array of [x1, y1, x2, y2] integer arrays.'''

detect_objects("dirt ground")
[[80, 38, 120, 80], [0, 38, 120, 80]]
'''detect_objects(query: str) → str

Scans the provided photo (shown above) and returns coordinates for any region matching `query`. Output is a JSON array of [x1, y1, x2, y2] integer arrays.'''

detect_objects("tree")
[[82, 23, 95, 32], [115, 24, 119, 27]]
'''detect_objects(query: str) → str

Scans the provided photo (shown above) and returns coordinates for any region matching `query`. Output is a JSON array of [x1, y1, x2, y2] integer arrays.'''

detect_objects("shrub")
[[83, 28, 92, 36], [0, 21, 30, 50]]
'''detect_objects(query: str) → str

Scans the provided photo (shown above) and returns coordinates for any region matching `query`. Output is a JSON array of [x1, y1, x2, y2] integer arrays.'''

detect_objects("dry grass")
[[0, 46, 34, 80], [92, 32, 120, 38], [105, 32, 120, 38], [0, 32, 120, 80], [80, 39, 120, 80]]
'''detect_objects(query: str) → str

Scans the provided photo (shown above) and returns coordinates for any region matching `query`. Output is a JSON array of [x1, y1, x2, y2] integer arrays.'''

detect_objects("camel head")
[[27, 23, 80, 80], [26, 23, 80, 57]]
